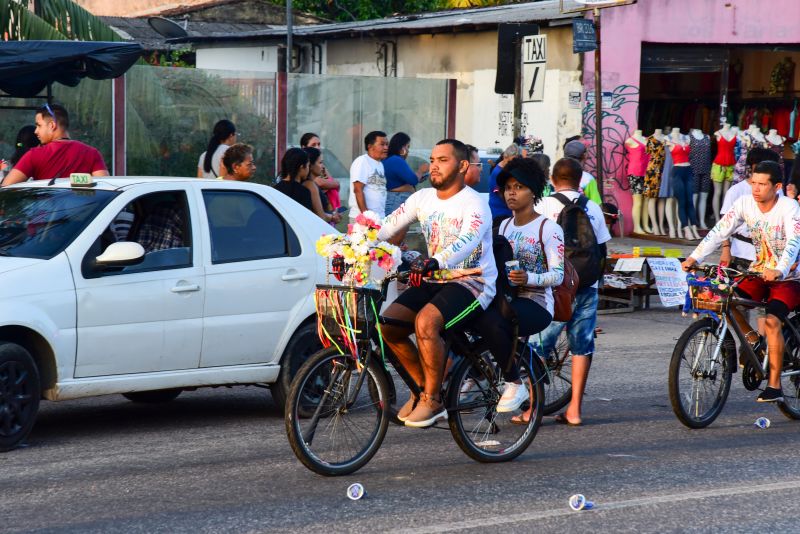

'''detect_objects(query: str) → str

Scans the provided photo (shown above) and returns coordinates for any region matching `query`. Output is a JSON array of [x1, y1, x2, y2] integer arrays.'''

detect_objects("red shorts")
[[735, 277, 800, 320]]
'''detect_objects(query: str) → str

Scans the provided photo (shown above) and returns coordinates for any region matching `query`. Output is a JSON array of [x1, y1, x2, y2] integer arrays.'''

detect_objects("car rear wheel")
[[0, 342, 41, 452], [271, 323, 324, 410], [122, 389, 182, 403]]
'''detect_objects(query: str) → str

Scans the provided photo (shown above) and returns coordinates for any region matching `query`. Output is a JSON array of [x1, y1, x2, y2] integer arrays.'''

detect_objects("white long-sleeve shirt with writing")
[[691, 195, 800, 279], [500, 216, 565, 316], [378, 187, 497, 309]]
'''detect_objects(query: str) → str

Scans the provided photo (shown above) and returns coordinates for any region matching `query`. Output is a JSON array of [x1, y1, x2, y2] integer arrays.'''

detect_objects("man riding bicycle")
[[378, 139, 497, 428], [682, 161, 800, 402]]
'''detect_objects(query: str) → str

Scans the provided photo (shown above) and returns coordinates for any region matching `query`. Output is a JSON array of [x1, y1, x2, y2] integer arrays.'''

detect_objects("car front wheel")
[[0, 342, 41, 452], [270, 322, 324, 410]]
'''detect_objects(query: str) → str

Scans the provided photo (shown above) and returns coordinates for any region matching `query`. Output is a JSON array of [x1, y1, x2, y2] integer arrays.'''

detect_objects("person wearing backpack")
[[468, 157, 565, 413], [532, 157, 611, 426]]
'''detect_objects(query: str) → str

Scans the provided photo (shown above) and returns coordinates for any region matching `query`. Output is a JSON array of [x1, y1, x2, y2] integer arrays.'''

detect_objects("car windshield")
[[0, 187, 117, 259]]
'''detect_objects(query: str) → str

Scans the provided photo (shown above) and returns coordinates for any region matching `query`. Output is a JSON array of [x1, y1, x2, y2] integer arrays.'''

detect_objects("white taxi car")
[[0, 177, 332, 451]]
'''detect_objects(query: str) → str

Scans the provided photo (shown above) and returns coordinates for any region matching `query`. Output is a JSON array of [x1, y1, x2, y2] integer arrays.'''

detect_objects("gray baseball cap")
[[564, 140, 587, 159]]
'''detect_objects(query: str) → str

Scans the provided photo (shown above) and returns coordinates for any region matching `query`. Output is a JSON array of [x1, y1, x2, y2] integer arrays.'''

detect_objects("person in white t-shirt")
[[378, 139, 496, 428], [684, 161, 800, 403], [532, 157, 611, 426], [719, 147, 782, 271], [471, 157, 564, 414], [197, 119, 236, 179], [348, 131, 388, 220]]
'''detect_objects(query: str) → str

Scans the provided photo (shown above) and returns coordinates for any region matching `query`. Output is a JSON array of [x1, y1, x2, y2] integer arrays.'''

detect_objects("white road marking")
[[396, 479, 800, 533]]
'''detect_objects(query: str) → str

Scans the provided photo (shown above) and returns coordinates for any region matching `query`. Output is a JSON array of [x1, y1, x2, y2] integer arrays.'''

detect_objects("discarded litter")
[[754, 417, 771, 429], [347, 483, 365, 500], [569, 494, 595, 511], [596, 397, 612, 402]]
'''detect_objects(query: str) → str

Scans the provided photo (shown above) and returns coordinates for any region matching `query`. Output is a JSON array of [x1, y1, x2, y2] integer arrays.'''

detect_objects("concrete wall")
[[325, 26, 582, 163], [584, 0, 800, 234], [197, 45, 280, 72]]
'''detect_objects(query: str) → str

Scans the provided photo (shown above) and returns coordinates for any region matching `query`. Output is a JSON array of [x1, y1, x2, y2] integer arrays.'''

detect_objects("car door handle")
[[281, 272, 309, 281], [171, 284, 201, 293]]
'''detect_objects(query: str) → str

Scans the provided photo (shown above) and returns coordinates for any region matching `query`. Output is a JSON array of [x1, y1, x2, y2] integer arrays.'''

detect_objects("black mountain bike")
[[285, 272, 547, 476], [669, 264, 800, 428]]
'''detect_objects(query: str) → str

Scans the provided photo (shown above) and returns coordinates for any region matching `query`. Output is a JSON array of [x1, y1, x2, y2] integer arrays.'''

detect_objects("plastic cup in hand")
[[569, 494, 594, 511], [505, 260, 520, 286]]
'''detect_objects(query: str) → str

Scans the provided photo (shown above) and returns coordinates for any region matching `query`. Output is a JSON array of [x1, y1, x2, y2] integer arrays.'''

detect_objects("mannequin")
[[625, 129, 649, 234], [645, 128, 667, 235], [766, 129, 786, 173], [689, 128, 712, 230], [659, 128, 679, 239], [712, 123, 736, 221], [732, 124, 766, 184], [667, 128, 700, 240]]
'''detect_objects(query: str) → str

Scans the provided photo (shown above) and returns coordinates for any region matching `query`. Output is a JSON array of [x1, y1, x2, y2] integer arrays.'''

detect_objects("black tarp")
[[0, 41, 143, 98]]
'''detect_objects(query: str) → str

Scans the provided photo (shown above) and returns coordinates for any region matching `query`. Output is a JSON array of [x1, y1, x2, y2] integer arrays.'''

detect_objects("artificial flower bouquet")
[[315, 210, 401, 287]]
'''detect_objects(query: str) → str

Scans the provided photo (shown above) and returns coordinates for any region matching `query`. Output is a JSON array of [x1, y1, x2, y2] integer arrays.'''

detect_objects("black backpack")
[[553, 193, 602, 289]]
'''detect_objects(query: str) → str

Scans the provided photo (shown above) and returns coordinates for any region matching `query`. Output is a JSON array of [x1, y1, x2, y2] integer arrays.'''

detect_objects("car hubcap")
[[0, 361, 33, 437]]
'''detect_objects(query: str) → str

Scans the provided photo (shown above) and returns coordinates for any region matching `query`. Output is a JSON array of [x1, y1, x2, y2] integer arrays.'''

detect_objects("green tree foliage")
[[290, 0, 446, 22], [1, 0, 121, 41]]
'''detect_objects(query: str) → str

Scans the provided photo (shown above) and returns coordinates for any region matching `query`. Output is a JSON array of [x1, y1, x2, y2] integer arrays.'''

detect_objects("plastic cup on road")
[[754, 417, 770, 429], [568, 494, 594, 511], [347, 483, 365, 500]]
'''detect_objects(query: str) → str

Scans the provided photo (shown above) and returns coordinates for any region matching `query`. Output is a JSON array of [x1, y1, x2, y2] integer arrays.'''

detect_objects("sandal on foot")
[[510, 413, 530, 425], [554, 413, 582, 427]]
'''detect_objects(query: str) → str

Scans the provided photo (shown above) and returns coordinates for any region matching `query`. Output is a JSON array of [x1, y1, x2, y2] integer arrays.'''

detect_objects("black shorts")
[[394, 282, 483, 330]]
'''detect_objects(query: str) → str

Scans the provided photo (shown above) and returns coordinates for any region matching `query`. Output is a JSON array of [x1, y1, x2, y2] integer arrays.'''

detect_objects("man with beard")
[[378, 139, 497, 428]]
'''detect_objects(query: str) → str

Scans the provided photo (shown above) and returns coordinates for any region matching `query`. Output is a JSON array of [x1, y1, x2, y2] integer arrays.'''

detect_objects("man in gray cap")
[[563, 139, 601, 205]]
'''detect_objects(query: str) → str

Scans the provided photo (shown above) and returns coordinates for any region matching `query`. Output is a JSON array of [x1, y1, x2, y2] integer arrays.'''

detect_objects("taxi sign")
[[69, 173, 95, 187]]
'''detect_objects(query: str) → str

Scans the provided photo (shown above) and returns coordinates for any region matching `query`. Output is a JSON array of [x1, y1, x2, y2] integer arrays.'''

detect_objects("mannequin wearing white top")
[[712, 123, 736, 223], [690, 128, 709, 230], [746, 124, 765, 145], [626, 129, 649, 234], [667, 128, 700, 240], [648, 129, 667, 235], [766, 129, 784, 146]]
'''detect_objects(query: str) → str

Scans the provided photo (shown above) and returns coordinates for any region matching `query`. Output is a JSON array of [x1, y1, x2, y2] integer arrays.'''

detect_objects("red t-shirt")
[[14, 140, 107, 180]]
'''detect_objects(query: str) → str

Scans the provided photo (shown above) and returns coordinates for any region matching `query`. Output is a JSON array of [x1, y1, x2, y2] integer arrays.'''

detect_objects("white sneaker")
[[459, 378, 488, 403], [496, 382, 529, 413]]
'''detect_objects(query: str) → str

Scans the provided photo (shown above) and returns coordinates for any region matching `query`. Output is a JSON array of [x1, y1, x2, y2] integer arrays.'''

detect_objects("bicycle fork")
[[691, 319, 729, 378]]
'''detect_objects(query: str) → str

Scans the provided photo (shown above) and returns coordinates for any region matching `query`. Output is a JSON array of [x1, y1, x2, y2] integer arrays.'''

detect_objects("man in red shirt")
[[1, 103, 109, 185]]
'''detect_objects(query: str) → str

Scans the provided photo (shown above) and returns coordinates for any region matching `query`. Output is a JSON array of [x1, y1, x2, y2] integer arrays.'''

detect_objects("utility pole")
[[593, 6, 603, 197]]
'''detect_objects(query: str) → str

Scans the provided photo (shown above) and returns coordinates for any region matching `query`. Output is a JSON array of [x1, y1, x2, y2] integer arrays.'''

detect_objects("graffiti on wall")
[[581, 84, 640, 206]]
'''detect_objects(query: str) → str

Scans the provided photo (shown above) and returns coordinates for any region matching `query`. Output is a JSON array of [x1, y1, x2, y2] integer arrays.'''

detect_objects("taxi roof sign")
[[69, 173, 95, 188]]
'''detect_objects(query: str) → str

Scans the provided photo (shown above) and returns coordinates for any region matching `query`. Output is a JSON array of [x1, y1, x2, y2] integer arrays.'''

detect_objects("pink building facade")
[[583, 0, 800, 234]]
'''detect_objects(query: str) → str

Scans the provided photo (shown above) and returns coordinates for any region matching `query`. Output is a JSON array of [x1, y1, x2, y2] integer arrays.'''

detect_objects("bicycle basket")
[[315, 285, 382, 342], [688, 278, 733, 313]]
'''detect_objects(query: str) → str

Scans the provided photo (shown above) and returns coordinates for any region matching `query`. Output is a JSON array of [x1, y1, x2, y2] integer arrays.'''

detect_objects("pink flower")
[[347, 224, 354, 234], [378, 254, 394, 271]]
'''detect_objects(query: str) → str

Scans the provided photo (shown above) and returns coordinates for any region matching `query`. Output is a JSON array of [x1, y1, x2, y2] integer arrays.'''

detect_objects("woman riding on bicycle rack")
[[682, 160, 800, 403], [471, 157, 564, 414]]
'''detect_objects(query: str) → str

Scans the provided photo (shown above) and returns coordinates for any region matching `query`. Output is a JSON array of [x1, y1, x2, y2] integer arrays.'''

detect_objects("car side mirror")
[[95, 241, 145, 268]]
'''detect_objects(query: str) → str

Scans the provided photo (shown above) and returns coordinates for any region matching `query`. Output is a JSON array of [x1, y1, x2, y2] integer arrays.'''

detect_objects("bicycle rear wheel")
[[668, 318, 734, 429], [779, 314, 800, 420], [285, 347, 390, 476], [448, 350, 544, 463], [541, 330, 572, 415]]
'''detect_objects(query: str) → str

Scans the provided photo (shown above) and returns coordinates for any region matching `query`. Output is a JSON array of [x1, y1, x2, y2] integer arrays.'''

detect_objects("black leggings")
[[472, 298, 552, 381]]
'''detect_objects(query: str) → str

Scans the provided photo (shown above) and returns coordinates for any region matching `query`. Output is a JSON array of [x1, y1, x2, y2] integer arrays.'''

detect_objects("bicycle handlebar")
[[687, 264, 761, 279]]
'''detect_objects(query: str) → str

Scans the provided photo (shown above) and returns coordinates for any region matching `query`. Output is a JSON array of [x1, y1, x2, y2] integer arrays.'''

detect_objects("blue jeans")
[[385, 191, 412, 217], [532, 287, 598, 356], [672, 166, 698, 227]]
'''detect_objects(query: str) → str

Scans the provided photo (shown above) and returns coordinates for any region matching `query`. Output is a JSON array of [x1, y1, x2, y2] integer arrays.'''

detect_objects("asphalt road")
[[3, 308, 800, 533]]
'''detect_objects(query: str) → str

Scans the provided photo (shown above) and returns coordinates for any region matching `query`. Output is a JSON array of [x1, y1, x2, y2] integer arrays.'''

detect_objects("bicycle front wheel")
[[668, 318, 734, 429], [285, 347, 390, 476], [448, 350, 544, 463]]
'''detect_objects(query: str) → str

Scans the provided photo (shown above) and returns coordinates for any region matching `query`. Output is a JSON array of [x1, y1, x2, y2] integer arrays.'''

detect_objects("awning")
[[0, 41, 143, 98]]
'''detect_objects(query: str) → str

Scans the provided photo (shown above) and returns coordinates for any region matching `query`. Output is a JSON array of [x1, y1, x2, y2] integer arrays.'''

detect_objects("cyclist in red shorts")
[[682, 161, 800, 402]]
